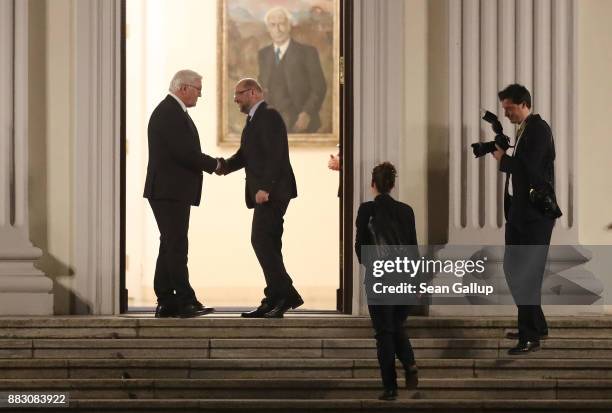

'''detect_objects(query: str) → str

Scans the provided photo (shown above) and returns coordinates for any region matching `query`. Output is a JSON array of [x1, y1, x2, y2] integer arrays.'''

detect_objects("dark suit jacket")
[[225, 101, 298, 209], [258, 39, 326, 132], [143, 95, 217, 206], [355, 193, 418, 264], [500, 114, 556, 226]]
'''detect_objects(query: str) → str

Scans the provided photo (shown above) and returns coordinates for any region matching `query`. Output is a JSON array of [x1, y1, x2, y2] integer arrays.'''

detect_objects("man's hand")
[[328, 153, 340, 171], [293, 112, 311, 133], [255, 190, 269, 204], [492, 144, 505, 161], [215, 158, 227, 175]]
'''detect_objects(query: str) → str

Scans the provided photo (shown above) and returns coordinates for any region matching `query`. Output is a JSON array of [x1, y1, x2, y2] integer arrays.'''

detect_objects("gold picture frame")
[[218, 0, 340, 146]]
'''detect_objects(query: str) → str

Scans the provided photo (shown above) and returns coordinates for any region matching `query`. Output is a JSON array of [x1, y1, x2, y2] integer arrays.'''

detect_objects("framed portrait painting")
[[218, 0, 340, 145]]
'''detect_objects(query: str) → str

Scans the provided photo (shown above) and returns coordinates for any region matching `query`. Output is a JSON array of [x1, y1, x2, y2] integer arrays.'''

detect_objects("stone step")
[[4, 338, 612, 359], [6, 399, 612, 413], [322, 338, 612, 359], [2, 317, 612, 339], [2, 378, 611, 400], [3, 358, 612, 380], [354, 359, 612, 380], [11, 399, 612, 413]]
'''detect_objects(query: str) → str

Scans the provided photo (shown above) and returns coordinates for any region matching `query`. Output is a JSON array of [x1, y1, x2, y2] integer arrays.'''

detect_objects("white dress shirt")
[[273, 39, 291, 62]]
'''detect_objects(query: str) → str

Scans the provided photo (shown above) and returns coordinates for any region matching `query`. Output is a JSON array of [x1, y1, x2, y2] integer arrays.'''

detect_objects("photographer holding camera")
[[491, 84, 560, 355]]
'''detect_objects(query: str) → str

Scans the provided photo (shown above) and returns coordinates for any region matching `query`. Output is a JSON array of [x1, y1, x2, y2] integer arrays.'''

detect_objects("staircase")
[[1, 316, 612, 412]]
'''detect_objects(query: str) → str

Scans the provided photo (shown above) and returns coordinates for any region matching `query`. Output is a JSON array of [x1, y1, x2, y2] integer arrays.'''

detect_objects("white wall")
[[577, 0, 612, 245]]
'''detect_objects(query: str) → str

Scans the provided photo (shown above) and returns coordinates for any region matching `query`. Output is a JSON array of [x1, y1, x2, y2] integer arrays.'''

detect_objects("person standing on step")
[[144, 69, 220, 319], [492, 84, 560, 355], [355, 162, 419, 401], [216, 78, 303, 318]]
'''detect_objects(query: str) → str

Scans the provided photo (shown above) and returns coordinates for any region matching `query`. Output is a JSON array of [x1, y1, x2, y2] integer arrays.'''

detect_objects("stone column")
[[72, 0, 122, 314], [0, 0, 53, 315], [352, 0, 405, 315]]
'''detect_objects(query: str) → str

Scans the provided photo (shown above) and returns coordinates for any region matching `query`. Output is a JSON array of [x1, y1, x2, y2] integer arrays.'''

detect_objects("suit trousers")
[[251, 199, 297, 302], [149, 199, 197, 306], [368, 305, 416, 390], [505, 217, 555, 342]]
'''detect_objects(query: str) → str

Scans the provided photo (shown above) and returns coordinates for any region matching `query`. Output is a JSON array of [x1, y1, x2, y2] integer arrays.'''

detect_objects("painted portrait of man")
[[220, 0, 338, 144]]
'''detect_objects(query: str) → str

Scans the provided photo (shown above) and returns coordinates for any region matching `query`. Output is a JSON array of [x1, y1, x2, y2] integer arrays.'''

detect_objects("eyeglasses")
[[185, 84, 202, 96], [233, 88, 252, 98]]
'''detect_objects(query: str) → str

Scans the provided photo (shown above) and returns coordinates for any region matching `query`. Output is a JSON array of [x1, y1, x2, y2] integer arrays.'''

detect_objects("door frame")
[[119, 0, 355, 314], [338, 0, 354, 314]]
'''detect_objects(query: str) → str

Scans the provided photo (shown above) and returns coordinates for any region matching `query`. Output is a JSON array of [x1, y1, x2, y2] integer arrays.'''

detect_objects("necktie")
[[275, 48, 281, 64], [516, 123, 526, 142], [246, 115, 252, 127]]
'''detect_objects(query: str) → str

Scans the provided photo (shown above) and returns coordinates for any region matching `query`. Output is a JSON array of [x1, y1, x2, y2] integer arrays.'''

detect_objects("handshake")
[[214, 158, 269, 204], [214, 158, 228, 176]]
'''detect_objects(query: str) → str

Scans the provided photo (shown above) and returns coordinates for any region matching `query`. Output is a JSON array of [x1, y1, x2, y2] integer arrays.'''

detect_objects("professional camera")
[[471, 110, 512, 158]]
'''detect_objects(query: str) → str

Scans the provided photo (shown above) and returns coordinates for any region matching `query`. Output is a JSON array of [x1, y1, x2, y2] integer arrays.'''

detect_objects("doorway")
[[121, 0, 353, 313]]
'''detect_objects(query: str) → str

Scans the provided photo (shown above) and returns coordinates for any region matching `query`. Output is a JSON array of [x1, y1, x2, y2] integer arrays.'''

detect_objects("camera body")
[[529, 185, 563, 219], [471, 110, 511, 158]]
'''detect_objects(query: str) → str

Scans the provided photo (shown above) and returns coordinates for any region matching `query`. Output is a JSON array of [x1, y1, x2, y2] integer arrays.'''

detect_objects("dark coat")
[[225, 101, 298, 209], [499, 114, 556, 226], [143, 95, 217, 206], [355, 193, 418, 264]]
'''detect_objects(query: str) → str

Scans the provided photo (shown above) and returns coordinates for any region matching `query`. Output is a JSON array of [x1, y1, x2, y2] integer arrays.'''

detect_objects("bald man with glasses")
[[217, 78, 302, 318]]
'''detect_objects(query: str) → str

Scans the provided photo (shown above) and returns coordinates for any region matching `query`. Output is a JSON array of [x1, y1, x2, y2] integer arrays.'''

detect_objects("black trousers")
[[149, 199, 197, 306], [368, 305, 415, 390], [251, 199, 298, 302], [505, 217, 554, 342]]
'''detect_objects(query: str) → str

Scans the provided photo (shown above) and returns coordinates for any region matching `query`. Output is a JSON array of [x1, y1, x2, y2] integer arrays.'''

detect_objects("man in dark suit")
[[492, 84, 558, 354], [258, 6, 326, 133], [218, 78, 302, 318], [143, 70, 219, 318]]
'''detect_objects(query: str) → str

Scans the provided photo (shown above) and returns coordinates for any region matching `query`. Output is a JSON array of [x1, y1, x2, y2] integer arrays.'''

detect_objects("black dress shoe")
[[506, 331, 548, 340], [154, 304, 177, 318], [263, 295, 304, 318], [405, 365, 418, 389], [508, 341, 540, 355], [176, 303, 215, 318], [241, 301, 275, 318], [378, 388, 398, 401]]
